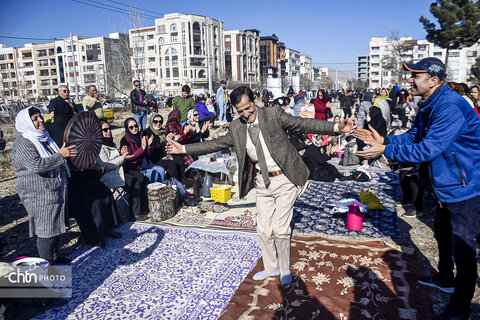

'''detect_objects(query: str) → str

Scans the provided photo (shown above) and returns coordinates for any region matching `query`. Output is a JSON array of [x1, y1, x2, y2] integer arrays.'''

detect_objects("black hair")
[[28, 107, 41, 117], [133, 80, 140, 85], [345, 135, 355, 142], [230, 86, 255, 107], [181, 85, 191, 94]]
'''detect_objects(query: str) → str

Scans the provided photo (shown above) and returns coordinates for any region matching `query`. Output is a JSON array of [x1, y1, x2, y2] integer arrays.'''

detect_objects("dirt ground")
[[0, 107, 478, 319]]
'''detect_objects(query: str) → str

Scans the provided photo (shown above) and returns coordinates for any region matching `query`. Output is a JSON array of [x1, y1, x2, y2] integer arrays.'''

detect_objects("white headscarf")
[[187, 109, 200, 133], [15, 107, 70, 175]]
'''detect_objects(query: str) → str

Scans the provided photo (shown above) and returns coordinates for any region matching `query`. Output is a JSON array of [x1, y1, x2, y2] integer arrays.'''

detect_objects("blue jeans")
[[218, 102, 227, 123], [134, 111, 147, 131], [140, 165, 165, 183]]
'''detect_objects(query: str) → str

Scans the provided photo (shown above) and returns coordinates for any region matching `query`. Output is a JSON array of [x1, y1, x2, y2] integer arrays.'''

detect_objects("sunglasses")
[[129, 124, 139, 130], [193, 114, 199, 116], [152, 120, 162, 125], [102, 127, 111, 132], [62, 90, 70, 93], [135, 85, 140, 87]]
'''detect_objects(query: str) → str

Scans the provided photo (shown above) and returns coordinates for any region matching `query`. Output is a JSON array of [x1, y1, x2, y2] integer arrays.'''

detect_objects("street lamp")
[[277, 58, 283, 94]]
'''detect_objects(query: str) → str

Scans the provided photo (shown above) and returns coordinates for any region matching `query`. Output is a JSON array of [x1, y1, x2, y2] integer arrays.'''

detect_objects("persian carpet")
[[35, 223, 262, 320], [220, 236, 432, 320], [293, 180, 401, 239]]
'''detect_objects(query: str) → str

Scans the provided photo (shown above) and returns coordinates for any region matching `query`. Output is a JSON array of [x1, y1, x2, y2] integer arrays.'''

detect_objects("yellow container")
[[210, 185, 232, 202]]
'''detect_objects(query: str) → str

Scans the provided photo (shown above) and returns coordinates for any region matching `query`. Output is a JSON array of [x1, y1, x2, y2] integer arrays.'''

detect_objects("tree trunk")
[[444, 47, 449, 75]]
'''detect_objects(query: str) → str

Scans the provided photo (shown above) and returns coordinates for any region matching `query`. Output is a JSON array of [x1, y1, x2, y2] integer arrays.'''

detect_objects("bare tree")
[[381, 30, 415, 86], [319, 75, 334, 90]]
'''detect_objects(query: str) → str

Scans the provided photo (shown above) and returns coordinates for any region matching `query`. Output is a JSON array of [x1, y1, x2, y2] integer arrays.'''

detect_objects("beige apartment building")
[[33, 42, 58, 99], [130, 13, 225, 95]]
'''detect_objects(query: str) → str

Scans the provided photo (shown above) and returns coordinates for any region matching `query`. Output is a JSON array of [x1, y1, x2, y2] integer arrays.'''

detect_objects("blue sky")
[[0, 0, 436, 71]]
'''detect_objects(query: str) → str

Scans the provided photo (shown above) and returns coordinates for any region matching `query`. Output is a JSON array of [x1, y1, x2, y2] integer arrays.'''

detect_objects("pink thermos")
[[347, 203, 363, 231]]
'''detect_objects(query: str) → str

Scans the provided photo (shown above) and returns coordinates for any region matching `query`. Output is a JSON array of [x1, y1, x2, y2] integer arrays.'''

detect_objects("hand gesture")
[[120, 145, 129, 156], [355, 142, 386, 159], [331, 144, 339, 154], [148, 135, 154, 146], [60, 143, 77, 158], [201, 123, 209, 133], [141, 135, 148, 150], [326, 144, 333, 154], [355, 125, 383, 145], [326, 102, 332, 108], [183, 124, 193, 133], [338, 118, 358, 134], [166, 140, 184, 154], [166, 133, 175, 142]]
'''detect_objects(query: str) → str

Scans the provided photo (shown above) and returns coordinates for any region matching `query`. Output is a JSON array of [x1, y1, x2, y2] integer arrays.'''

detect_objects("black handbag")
[[184, 194, 199, 207]]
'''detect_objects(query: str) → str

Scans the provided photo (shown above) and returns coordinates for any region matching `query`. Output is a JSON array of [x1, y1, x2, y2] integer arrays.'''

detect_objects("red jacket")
[[120, 133, 149, 172], [314, 98, 329, 120]]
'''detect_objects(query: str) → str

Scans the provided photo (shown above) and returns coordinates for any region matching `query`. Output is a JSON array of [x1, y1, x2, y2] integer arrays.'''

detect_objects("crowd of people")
[[9, 56, 480, 320]]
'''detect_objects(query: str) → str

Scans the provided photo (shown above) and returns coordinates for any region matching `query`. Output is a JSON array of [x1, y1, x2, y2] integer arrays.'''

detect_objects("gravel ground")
[[0, 106, 478, 319]]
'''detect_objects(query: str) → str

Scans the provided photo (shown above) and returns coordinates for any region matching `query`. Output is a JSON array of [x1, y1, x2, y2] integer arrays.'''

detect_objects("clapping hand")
[[166, 140, 183, 154], [120, 145, 134, 160], [338, 118, 358, 134], [201, 123, 209, 133], [355, 125, 386, 159]]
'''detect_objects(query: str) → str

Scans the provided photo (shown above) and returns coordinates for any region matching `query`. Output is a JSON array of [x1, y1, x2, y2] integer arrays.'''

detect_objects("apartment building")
[[55, 33, 131, 100], [0, 45, 19, 103], [33, 42, 57, 99], [366, 37, 480, 88], [224, 29, 260, 87], [259, 34, 286, 80], [285, 48, 301, 80], [299, 53, 312, 80], [129, 13, 225, 95], [356, 55, 369, 85]]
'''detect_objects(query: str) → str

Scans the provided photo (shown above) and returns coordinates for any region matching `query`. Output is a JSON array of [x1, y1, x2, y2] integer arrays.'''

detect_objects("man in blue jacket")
[[356, 57, 480, 320]]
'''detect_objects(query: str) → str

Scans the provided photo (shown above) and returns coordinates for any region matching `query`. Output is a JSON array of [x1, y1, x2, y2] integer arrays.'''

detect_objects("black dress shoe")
[[106, 230, 122, 239], [54, 257, 72, 264]]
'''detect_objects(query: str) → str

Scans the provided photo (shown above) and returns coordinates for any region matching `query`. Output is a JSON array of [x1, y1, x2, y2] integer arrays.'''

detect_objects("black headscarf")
[[124, 117, 141, 147], [368, 106, 387, 136]]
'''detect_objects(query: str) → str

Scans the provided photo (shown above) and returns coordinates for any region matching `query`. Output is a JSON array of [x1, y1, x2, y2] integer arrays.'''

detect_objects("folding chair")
[[112, 186, 129, 205]]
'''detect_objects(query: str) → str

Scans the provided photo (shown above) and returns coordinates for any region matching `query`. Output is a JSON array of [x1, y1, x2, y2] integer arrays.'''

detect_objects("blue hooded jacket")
[[384, 83, 480, 203]]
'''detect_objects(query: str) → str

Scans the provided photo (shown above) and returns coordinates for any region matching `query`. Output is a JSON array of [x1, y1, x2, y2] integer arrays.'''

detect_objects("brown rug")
[[219, 236, 432, 320]]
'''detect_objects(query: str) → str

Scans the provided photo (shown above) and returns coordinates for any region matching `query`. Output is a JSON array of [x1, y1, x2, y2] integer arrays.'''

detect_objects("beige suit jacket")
[[185, 106, 336, 198]]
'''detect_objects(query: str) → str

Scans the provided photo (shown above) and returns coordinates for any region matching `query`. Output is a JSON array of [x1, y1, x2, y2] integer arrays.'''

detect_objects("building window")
[[150, 79, 156, 84], [172, 56, 178, 66], [165, 57, 170, 66], [371, 47, 380, 51], [166, 68, 171, 78], [37, 49, 47, 57], [449, 51, 460, 57], [133, 35, 144, 41], [418, 45, 427, 51], [148, 46, 155, 51], [41, 79, 50, 86], [149, 68, 156, 73], [148, 57, 155, 62], [449, 61, 460, 67], [184, 70, 187, 77], [171, 33, 178, 43], [165, 49, 170, 55], [25, 71, 34, 76], [418, 54, 426, 58], [170, 24, 177, 31], [87, 45, 93, 50], [433, 52, 442, 56], [147, 34, 154, 40], [173, 82, 180, 86], [171, 48, 178, 54], [166, 83, 171, 86], [173, 67, 179, 77], [135, 47, 144, 52], [157, 25, 166, 34], [158, 37, 165, 44], [40, 70, 49, 76], [39, 59, 49, 67], [467, 51, 477, 57], [372, 55, 379, 59]]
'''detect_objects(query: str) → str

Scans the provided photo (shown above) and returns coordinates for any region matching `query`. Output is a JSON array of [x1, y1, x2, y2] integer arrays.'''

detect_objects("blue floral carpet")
[[35, 223, 262, 319], [292, 178, 401, 239]]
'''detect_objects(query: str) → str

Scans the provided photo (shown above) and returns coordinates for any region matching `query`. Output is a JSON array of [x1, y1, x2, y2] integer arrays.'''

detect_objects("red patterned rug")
[[219, 236, 432, 320]]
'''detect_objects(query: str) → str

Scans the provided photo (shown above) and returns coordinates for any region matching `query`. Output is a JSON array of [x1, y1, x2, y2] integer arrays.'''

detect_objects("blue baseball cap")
[[221, 80, 226, 84], [403, 57, 446, 80]]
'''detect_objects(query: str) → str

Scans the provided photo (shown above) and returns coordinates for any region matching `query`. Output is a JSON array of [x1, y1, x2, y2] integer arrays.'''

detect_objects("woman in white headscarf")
[[11, 107, 77, 263]]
